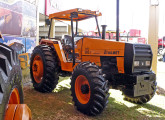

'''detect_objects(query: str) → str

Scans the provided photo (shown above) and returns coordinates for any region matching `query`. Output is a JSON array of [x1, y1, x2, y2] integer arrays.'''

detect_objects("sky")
[[60, 0, 165, 38]]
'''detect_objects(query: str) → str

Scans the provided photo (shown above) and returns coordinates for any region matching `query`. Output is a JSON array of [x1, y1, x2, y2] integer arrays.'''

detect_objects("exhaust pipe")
[[101, 25, 107, 39]]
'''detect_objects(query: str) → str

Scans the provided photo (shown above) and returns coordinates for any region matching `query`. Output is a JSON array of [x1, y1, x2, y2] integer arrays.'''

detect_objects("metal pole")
[[116, 0, 119, 41], [25, 37, 26, 53], [76, 20, 78, 35], [148, 0, 159, 73], [95, 16, 101, 37], [101, 25, 107, 39], [71, 16, 75, 67], [127, 32, 129, 42], [48, 19, 52, 39]]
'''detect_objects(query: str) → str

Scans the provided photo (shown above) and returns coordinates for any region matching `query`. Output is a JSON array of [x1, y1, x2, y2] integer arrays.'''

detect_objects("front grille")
[[133, 44, 152, 73]]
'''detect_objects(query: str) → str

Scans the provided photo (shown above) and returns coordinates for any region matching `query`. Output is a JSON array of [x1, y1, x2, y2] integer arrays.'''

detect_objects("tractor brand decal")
[[104, 50, 120, 55], [84, 49, 120, 55]]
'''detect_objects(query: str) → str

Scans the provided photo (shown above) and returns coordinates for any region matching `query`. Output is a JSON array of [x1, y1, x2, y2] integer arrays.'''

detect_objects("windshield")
[[74, 17, 101, 38]]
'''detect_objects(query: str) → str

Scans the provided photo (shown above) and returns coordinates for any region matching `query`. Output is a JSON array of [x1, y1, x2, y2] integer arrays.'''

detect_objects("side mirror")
[[45, 19, 51, 25]]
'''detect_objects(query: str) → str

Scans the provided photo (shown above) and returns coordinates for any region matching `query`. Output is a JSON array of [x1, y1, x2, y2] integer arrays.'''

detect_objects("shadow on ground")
[[23, 83, 165, 120]]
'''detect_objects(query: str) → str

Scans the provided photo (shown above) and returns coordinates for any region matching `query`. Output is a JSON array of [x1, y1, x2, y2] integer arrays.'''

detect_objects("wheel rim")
[[32, 55, 43, 83], [75, 75, 91, 104], [8, 88, 20, 104]]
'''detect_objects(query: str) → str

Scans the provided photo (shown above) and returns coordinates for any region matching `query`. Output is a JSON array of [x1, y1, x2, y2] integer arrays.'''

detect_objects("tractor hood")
[[81, 37, 125, 57]]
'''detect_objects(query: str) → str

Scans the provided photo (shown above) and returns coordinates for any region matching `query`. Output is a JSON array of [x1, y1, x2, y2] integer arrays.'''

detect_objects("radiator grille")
[[133, 44, 152, 73]]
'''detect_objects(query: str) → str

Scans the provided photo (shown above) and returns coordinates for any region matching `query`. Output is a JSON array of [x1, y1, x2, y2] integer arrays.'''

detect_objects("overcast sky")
[[60, 0, 165, 38]]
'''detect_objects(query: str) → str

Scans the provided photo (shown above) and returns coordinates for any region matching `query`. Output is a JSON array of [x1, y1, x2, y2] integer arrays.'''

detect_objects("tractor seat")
[[61, 35, 72, 52], [62, 35, 72, 46]]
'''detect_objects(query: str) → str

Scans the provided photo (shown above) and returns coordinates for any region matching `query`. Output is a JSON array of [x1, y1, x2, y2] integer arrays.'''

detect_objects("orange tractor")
[[0, 34, 31, 120], [30, 9, 157, 116]]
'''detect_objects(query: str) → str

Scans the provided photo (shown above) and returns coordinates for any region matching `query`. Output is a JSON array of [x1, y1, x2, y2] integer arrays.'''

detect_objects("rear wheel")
[[71, 62, 109, 116], [0, 43, 31, 120], [30, 45, 59, 93], [123, 81, 157, 104]]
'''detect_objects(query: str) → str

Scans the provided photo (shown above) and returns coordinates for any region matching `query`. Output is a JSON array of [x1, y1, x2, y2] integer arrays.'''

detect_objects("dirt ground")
[[23, 60, 165, 120]]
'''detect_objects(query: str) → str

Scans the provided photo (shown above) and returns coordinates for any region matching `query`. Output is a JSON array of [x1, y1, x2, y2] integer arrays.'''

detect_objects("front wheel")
[[71, 62, 109, 116]]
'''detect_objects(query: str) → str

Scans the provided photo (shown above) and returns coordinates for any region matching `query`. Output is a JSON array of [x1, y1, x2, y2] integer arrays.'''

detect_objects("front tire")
[[71, 62, 109, 116]]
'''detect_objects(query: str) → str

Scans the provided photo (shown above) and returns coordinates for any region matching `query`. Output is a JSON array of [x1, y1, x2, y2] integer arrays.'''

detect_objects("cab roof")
[[49, 8, 102, 21]]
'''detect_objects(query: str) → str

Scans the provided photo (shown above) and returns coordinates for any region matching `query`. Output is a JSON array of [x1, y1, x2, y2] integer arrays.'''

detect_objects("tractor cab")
[[42, 8, 103, 65], [48, 8, 102, 38]]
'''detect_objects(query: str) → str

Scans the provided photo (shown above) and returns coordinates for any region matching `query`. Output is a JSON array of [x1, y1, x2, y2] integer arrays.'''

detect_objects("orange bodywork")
[[40, 8, 126, 73], [40, 37, 125, 73], [40, 39, 79, 72]]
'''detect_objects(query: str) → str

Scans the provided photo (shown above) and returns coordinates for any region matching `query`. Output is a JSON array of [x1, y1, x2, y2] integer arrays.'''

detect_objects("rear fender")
[[40, 39, 67, 62], [40, 39, 76, 71]]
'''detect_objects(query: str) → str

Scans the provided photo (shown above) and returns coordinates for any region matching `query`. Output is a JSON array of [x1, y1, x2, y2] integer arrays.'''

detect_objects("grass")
[[22, 67, 31, 85], [22, 60, 165, 119], [22, 67, 30, 78], [23, 77, 165, 120]]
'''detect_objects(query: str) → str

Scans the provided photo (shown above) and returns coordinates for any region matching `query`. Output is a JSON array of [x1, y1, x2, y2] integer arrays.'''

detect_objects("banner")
[[22, 16, 36, 37], [23, 1, 37, 18], [45, 0, 61, 16], [0, 8, 22, 35], [0, 0, 22, 13], [0, 0, 37, 37], [25, 38, 36, 53], [1, 36, 35, 53]]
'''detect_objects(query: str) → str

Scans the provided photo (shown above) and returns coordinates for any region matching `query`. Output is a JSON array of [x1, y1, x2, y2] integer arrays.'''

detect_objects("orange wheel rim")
[[5, 104, 32, 120], [32, 55, 43, 83], [75, 75, 91, 104], [8, 88, 20, 104]]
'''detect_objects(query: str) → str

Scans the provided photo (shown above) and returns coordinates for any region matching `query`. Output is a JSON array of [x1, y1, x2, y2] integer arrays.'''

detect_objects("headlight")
[[146, 61, 151, 66], [134, 61, 140, 67]]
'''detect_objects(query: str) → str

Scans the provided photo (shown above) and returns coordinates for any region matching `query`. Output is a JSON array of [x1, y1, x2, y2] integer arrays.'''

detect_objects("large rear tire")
[[71, 62, 109, 116], [30, 45, 59, 93], [123, 81, 157, 104], [0, 43, 24, 119]]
